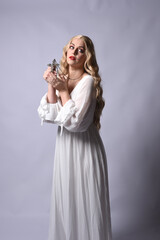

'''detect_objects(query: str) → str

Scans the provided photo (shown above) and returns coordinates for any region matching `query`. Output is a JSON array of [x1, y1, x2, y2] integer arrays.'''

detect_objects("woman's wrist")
[[48, 83, 55, 89], [47, 84, 57, 103]]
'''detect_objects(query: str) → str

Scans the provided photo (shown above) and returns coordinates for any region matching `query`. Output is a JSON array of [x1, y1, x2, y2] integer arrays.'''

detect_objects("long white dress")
[[38, 75, 112, 240]]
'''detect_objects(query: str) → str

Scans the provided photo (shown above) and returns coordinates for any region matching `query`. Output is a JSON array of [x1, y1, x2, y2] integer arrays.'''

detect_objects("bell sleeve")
[[37, 75, 96, 133]]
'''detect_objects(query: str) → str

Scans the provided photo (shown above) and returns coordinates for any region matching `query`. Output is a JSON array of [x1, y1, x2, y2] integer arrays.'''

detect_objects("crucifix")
[[47, 59, 60, 73]]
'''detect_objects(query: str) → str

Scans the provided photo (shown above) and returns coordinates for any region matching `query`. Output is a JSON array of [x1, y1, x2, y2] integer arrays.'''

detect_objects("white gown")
[[38, 75, 112, 240]]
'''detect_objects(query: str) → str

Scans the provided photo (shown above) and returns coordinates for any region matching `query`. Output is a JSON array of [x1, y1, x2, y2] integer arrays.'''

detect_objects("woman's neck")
[[68, 66, 84, 80]]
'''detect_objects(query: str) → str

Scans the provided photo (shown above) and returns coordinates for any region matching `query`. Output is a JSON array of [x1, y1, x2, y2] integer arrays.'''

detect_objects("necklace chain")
[[69, 72, 84, 81]]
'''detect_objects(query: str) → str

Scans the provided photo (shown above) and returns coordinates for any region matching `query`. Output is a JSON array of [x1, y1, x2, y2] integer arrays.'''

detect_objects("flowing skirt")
[[48, 124, 112, 240]]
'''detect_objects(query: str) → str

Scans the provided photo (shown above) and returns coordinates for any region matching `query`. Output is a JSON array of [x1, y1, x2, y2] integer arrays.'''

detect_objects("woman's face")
[[66, 38, 86, 69]]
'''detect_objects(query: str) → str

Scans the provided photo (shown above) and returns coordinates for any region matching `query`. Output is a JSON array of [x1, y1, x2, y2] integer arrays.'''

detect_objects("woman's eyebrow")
[[70, 42, 85, 48]]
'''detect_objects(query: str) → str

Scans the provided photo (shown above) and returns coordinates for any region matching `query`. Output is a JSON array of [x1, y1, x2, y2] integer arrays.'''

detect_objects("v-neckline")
[[69, 74, 90, 96]]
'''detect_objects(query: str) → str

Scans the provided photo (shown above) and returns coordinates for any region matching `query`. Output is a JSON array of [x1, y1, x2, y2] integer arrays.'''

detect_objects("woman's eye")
[[69, 45, 74, 49], [79, 48, 85, 53]]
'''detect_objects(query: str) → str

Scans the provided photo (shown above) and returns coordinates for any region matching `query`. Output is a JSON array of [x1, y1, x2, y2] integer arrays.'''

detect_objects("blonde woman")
[[38, 35, 112, 240]]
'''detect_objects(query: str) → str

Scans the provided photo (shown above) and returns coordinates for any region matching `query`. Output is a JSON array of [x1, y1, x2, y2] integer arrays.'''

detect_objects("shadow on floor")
[[113, 226, 160, 240]]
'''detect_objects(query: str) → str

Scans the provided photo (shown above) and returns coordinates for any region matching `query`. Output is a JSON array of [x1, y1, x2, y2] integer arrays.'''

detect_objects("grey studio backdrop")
[[0, 0, 160, 240]]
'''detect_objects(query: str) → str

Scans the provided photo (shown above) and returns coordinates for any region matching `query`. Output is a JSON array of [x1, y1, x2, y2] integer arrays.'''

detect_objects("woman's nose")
[[73, 48, 78, 55]]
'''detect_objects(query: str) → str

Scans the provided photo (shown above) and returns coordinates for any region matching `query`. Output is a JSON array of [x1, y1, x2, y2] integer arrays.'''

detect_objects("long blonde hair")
[[60, 35, 105, 130]]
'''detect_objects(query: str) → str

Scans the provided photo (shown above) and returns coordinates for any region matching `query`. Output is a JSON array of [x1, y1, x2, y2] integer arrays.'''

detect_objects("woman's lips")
[[69, 56, 76, 60]]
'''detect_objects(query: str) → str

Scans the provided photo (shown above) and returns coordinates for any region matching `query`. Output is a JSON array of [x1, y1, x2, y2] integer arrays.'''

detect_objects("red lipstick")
[[69, 56, 76, 60]]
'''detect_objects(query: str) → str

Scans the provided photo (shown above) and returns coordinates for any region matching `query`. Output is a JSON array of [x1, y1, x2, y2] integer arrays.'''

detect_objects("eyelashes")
[[69, 45, 85, 53], [69, 45, 74, 50], [79, 48, 85, 53]]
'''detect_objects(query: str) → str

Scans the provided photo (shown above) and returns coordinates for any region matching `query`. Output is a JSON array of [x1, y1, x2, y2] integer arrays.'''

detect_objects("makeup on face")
[[69, 56, 76, 60], [67, 38, 86, 66], [69, 41, 85, 56]]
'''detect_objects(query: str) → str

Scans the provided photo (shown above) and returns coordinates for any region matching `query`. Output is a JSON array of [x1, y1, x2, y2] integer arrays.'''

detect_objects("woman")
[[38, 35, 112, 240]]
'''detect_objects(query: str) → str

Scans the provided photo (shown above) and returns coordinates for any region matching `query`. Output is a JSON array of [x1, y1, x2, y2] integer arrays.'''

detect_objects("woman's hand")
[[52, 74, 68, 93], [43, 67, 68, 92], [43, 67, 57, 86], [43, 67, 70, 105]]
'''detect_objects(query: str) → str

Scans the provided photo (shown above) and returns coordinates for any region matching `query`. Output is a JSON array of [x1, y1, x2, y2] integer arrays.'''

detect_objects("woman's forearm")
[[47, 84, 57, 103], [59, 90, 71, 106]]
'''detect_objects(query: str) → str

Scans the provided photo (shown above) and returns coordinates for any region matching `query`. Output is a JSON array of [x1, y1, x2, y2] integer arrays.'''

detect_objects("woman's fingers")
[[43, 69, 57, 83], [58, 74, 68, 82], [43, 67, 54, 79], [43, 70, 68, 91]]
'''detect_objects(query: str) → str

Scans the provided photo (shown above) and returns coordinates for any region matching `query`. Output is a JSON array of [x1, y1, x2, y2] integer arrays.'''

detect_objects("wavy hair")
[[60, 35, 105, 130]]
